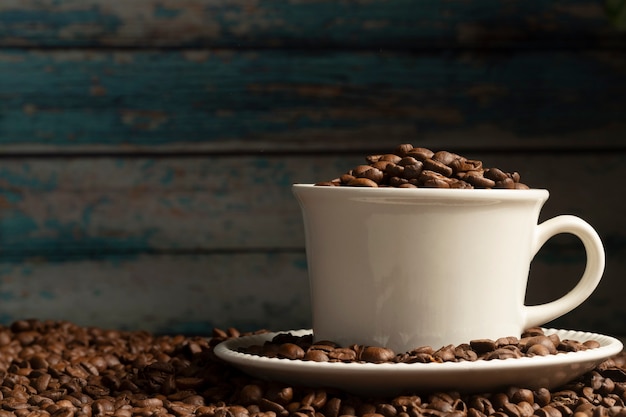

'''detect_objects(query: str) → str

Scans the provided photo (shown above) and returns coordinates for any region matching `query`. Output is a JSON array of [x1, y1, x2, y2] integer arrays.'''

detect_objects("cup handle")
[[523, 215, 605, 329]]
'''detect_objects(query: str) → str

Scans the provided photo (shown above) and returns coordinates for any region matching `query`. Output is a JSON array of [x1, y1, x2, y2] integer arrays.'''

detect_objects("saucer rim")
[[214, 328, 623, 395], [215, 327, 623, 371]]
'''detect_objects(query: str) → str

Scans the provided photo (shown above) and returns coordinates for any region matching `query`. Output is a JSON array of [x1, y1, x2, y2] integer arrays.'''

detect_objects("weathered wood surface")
[[0, 254, 311, 334], [1, 153, 625, 255], [1, 49, 625, 153], [0, 0, 622, 48], [1, 153, 625, 335], [1, 0, 625, 336], [0, 247, 624, 336]]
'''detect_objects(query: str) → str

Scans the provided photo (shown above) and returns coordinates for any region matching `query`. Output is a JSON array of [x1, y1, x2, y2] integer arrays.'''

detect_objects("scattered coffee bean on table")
[[0, 319, 623, 417], [239, 328, 602, 364], [314, 144, 530, 189]]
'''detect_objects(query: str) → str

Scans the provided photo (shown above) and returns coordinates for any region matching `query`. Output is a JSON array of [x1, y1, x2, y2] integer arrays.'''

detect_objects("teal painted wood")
[[0, 0, 624, 338], [0, 253, 311, 334], [0, 248, 623, 336], [1, 50, 625, 152], [0, 0, 620, 48], [1, 153, 625, 256]]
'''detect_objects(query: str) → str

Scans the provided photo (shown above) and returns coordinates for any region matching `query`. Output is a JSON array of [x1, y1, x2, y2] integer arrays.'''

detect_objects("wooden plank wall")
[[1, 1, 625, 337]]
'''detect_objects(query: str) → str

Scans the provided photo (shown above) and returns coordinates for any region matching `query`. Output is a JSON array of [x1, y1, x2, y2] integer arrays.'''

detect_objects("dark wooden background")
[[0, 1, 625, 338]]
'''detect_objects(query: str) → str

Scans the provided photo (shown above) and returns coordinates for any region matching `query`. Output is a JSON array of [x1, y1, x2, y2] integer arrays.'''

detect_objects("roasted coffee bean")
[[406, 147, 435, 161], [258, 398, 287, 416], [509, 388, 534, 405], [316, 144, 530, 189], [380, 154, 403, 164], [560, 340, 586, 352], [433, 345, 456, 362], [242, 328, 604, 367], [372, 160, 395, 172], [0, 320, 622, 417], [398, 156, 419, 167], [339, 173, 356, 184], [491, 392, 511, 410], [384, 163, 404, 177], [32, 373, 51, 393], [454, 344, 478, 361], [527, 344, 552, 356], [554, 403, 574, 417], [265, 384, 293, 406], [495, 177, 516, 189], [376, 403, 397, 417], [354, 166, 384, 184], [419, 170, 453, 188], [350, 165, 372, 178], [462, 172, 496, 188], [601, 379, 616, 396], [468, 409, 488, 417], [310, 341, 339, 351], [586, 340, 602, 350], [347, 177, 378, 187], [395, 144, 415, 157], [366, 154, 383, 164], [484, 347, 522, 360], [467, 396, 495, 416], [470, 339, 497, 354], [484, 167, 509, 181], [533, 388, 552, 407], [182, 395, 205, 406], [323, 397, 342, 417], [402, 352, 437, 363], [431, 150, 459, 165], [91, 398, 115, 415], [360, 347, 396, 363], [328, 348, 357, 362], [277, 343, 305, 360], [29, 355, 49, 370], [450, 158, 482, 173], [524, 335, 558, 355], [423, 158, 454, 177], [362, 413, 386, 417], [392, 395, 421, 409], [536, 406, 563, 417], [389, 176, 409, 187], [303, 350, 329, 362], [502, 402, 525, 417], [402, 163, 423, 180]]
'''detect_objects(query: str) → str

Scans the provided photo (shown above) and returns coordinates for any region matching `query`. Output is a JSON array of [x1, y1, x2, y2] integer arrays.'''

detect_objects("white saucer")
[[214, 328, 623, 396]]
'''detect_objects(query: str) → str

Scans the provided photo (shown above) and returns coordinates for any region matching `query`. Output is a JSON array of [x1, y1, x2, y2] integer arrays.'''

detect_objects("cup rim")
[[292, 183, 550, 201]]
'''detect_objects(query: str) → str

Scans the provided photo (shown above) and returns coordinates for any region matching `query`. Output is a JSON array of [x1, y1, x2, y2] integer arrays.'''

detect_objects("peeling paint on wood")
[[0, 253, 311, 334], [0, 152, 624, 253], [0, 152, 623, 335], [0, 246, 623, 336], [0, 0, 620, 48], [1, 49, 625, 153], [0, 0, 625, 336]]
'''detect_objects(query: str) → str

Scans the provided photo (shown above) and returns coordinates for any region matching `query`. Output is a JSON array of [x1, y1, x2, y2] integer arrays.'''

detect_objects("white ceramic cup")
[[292, 184, 605, 353]]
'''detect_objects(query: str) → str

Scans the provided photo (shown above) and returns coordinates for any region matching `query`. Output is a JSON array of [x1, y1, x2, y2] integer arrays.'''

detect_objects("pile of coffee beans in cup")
[[0, 319, 623, 417], [314, 144, 530, 189], [238, 328, 601, 364]]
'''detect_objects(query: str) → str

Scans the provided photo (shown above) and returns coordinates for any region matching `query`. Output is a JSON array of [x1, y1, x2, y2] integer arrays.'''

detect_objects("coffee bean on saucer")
[[240, 328, 604, 365], [360, 346, 396, 363], [470, 339, 497, 354], [304, 350, 330, 362], [278, 343, 305, 360]]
